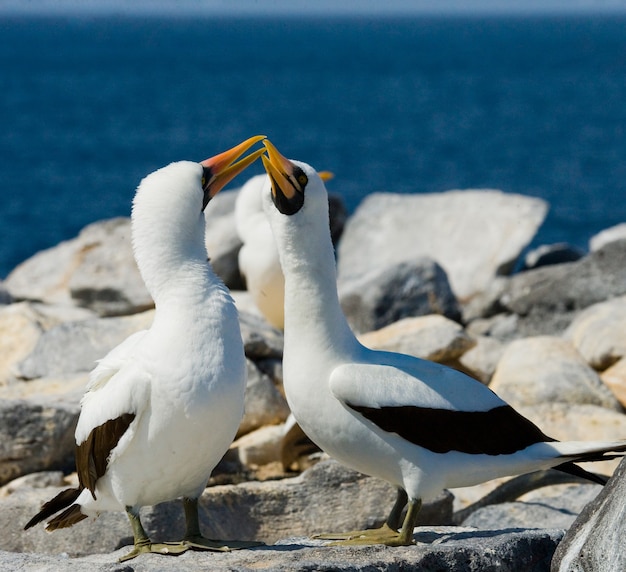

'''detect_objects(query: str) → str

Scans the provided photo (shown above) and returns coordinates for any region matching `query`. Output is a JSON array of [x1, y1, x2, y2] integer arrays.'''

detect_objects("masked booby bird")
[[235, 171, 333, 330], [235, 174, 286, 329], [260, 139, 626, 546], [24, 136, 266, 561]]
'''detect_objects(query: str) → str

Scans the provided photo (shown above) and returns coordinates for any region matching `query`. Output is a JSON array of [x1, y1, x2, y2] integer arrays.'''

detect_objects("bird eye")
[[298, 174, 308, 186], [201, 176, 206, 187]]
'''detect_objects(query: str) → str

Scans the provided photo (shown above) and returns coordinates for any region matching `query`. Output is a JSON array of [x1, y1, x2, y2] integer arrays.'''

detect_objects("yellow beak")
[[200, 135, 266, 209]]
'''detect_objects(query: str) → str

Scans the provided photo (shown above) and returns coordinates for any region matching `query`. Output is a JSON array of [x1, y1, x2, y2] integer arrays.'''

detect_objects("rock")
[[0, 373, 87, 401], [280, 415, 321, 472], [232, 424, 285, 467], [5, 232, 83, 307], [0, 398, 78, 486], [522, 243, 585, 271], [589, 222, 626, 251], [0, 302, 97, 385], [498, 240, 626, 332], [339, 258, 461, 334], [67, 218, 152, 317], [489, 336, 621, 410], [0, 303, 45, 385], [239, 311, 284, 360], [462, 483, 601, 531], [467, 312, 521, 340], [5, 218, 152, 316], [0, 528, 564, 571], [517, 403, 626, 476], [328, 192, 348, 246], [0, 470, 66, 497], [601, 358, 626, 408], [238, 360, 289, 437], [15, 310, 154, 380], [458, 335, 506, 384], [564, 296, 626, 371], [337, 190, 547, 302], [358, 314, 475, 365], [10, 460, 452, 556], [551, 457, 626, 572]]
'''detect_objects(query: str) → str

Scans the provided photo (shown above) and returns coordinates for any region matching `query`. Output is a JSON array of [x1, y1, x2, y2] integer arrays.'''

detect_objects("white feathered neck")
[[131, 161, 216, 303], [262, 161, 356, 353]]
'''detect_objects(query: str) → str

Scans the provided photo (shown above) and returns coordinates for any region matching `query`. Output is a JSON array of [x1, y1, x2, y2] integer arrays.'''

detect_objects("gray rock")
[[551, 457, 626, 572], [337, 190, 547, 302], [15, 310, 154, 380], [239, 311, 284, 360], [339, 258, 461, 334], [462, 484, 601, 531], [522, 243, 585, 270], [0, 528, 564, 572], [11, 460, 452, 557], [238, 359, 290, 437], [0, 398, 78, 486], [5, 218, 152, 316], [67, 218, 152, 317], [499, 240, 626, 332]]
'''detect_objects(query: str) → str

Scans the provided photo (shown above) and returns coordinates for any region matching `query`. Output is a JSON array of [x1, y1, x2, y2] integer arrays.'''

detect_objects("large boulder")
[[337, 190, 547, 302], [497, 240, 626, 335], [339, 258, 461, 334], [358, 314, 475, 365], [489, 336, 621, 410], [0, 397, 78, 486], [564, 296, 626, 371], [5, 218, 151, 316], [551, 457, 626, 572], [14, 310, 154, 380]]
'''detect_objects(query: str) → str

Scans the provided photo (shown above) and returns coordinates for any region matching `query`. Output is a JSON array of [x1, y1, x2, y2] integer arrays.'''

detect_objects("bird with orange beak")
[[25, 136, 265, 560], [260, 138, 626, 547]]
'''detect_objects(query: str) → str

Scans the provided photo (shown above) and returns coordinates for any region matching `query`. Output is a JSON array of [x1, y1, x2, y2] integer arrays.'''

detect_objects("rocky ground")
[[1, 187, 626, 571]]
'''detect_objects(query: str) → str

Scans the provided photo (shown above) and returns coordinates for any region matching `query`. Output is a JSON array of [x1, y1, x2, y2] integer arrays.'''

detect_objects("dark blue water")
[[2, 15, 626, 278]]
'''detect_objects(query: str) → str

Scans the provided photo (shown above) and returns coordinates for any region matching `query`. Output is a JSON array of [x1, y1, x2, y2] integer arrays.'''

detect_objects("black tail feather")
[[24, 487, 83, 530], [45, 503, 88, 531], [553, 462, 609, 486]]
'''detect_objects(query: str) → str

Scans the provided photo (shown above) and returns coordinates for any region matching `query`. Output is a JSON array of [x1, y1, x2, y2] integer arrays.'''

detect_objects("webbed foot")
[[183, 535, 263, 551], [315, 523, 415, 546], [118, 540, 190, 562]]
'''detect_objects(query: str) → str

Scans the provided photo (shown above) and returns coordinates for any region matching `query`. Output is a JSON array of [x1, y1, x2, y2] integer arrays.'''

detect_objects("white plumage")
[[25, 137, 265, 560], [235, 174, 286, 329], [260, 139, 626, 545]]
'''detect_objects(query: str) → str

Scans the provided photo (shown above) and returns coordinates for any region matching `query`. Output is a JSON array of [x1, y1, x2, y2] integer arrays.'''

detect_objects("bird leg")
[[314, 488, 409, 542], [181, 497, 263, 551], [118, 507, 189, 562]]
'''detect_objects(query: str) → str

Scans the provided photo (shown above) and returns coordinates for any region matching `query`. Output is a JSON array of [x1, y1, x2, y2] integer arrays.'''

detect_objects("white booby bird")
[[24, 136, 266, 561], [235, 171, 333, 330], [235, 174, 286, 329], [260, 139, 626, 546]]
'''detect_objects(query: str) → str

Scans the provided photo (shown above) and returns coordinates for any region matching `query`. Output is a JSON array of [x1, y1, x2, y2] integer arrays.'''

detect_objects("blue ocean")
[[1, 14, 626, 278]]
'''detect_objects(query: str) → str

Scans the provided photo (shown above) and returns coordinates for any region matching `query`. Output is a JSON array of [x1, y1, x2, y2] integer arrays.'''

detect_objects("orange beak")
[[200, 135, 266, 210]]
